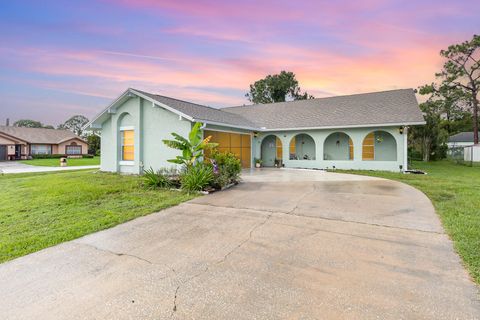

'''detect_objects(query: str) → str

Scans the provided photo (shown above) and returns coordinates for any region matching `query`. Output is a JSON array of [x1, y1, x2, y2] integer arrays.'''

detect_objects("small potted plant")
[[254, 158, 262, 168]]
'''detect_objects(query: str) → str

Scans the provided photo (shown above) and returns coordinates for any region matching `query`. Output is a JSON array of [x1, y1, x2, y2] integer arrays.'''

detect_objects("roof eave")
[[197, 119, 260, 131], [57, 136, 88, 144], [259, 121, 426, 132], [83, 88, 196, 131]]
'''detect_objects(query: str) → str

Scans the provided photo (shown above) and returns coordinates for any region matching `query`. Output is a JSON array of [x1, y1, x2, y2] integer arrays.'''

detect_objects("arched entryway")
[[261, 135, 282, 167], [289, 133, 316, 160], [362, 131, 397, 161], [323, 132, 354, 160]]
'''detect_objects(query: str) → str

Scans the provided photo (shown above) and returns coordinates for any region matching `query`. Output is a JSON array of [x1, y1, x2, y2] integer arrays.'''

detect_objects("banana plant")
[[162, 122, 218, 167]]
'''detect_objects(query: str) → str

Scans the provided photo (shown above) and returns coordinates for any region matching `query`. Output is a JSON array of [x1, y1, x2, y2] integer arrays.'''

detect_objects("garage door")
[[204, 130, 251, 168], [0, 145, 6, 161]]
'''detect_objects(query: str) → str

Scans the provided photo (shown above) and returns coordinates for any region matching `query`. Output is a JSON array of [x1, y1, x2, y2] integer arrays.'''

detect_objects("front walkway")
[[0, 161, 99, 174], [0, 169, 478, 319]]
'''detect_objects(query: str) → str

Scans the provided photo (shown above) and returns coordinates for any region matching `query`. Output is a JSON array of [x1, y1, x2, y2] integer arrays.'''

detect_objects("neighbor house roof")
[[87, 88, 425, 131], [0, 126, 85, 144], [448, 132, 474, 143]]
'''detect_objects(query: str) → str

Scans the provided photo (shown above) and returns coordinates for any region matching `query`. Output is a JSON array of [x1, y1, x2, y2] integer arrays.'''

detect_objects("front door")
[[261, 135, 277, 167], [15, 145, 21, 159], [0, 145, 6, 161]]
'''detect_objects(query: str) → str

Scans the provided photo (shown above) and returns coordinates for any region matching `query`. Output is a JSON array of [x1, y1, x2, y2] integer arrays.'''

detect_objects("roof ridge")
[[0, 125, 70, 132], [222, 88, 414, 110]]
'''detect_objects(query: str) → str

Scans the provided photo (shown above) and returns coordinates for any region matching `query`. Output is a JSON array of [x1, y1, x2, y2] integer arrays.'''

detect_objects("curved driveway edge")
[[0, 168, 478, 319]]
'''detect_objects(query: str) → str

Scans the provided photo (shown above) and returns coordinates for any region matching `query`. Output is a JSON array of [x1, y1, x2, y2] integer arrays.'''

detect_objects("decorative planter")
[[255, 163, 261, 168]]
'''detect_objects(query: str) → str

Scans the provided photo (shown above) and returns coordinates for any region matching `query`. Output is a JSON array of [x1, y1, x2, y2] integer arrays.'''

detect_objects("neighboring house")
[[447, 132, 480, 162], [447, 132, 475, 149], [85, 88, 425, 173], [0, 126, 88, 161]]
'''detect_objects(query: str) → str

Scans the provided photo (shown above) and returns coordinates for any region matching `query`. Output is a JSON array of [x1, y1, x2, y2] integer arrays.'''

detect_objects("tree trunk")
[[422, 137, 431, 162]]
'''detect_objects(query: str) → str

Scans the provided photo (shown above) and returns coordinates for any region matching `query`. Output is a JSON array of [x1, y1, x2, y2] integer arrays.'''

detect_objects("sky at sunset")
[[1, 0, 479, 126]]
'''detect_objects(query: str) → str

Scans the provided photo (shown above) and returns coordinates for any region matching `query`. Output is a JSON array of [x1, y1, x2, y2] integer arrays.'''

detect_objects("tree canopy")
[[434, 34, 480, 143], [246, 71, 314, 104], [412, 34, 480, 161], [58, 115, 89, 137], [13, 119, 53, 129]]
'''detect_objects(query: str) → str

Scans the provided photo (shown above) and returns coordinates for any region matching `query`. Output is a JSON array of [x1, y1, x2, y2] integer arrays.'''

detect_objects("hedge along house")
[[85, 88, 425, 174]]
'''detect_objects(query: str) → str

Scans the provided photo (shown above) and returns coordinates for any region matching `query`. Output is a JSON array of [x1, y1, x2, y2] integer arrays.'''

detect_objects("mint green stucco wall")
[[253, 126, 407, 172], [99, 97, 407, 173], [99, 97, 191, 174]]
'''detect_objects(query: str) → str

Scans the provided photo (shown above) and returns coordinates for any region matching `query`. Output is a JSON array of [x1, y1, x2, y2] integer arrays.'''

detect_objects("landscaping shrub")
[[31, 154, 96, 159], [180, 164, 214, 192], [209, 151, 241, 188], [31, 154, 65, 159], [142, 167, 176, 189]]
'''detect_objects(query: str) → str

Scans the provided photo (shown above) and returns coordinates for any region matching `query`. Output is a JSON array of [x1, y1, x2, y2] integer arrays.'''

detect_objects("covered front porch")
[[254, 126, 407, 172]]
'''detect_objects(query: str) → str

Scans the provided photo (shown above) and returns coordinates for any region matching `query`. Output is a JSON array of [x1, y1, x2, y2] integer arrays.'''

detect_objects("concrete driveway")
[[0, 169, 478, 319], [0, 161, 99, 174]]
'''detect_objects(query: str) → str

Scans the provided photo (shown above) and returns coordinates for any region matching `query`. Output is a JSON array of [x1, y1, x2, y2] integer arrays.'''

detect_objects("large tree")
[[434, 34, 480, 143], [246, 71, 314, 104], [13, 119, 54, 128], [409, 101, 449, 161], [58, 115, 89, 137], [418, 83, 467, 134]]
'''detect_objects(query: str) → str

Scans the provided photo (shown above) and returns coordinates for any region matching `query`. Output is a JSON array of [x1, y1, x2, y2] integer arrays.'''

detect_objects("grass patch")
[[0, 169, 196, 263], [339, 160, 480, 284], [19, 156, 100, 167]]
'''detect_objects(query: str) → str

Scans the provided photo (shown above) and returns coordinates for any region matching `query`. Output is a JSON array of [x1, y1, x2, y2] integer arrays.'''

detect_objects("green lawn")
[[339, 161, 480, 284], [20, 156, 100, 167], [0, 170, 196, 263]]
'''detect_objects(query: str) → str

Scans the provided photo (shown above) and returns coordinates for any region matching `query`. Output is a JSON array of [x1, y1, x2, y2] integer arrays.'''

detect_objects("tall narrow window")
[[122, 130, 134, 161], [276, 137, 283, 159]]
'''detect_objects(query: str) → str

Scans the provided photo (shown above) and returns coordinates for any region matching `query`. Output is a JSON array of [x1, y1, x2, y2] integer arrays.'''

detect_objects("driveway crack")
[[76, 242, 153, 264], [216, 212, 272, 266], [170, 213, 272, 318], [286, 183, 317, 215]]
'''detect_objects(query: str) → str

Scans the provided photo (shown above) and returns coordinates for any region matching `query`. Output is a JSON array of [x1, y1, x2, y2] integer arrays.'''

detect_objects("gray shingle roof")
[[222, 89, 424, 130], [134, 90, 258, 129], [448, 132, 474, 143], [0, 126, 84, 144], [90, 88, 424, 131]]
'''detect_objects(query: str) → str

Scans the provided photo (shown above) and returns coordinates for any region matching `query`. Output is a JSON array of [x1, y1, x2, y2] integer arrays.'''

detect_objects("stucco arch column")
[[314, 132, 326, 162], [282, 132, 295, 162], [351, 129, 365, 161]]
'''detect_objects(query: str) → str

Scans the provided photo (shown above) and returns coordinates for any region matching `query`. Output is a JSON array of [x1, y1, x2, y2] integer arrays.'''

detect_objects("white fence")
[[464, 145, 480, 162]]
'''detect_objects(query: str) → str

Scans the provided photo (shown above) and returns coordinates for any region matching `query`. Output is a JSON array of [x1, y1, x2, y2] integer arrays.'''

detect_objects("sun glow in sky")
[[1, 0, 479, 125]]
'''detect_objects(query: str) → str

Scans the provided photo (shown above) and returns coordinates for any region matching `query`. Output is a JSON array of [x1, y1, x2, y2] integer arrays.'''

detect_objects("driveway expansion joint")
[[187, 202, 444, 235]]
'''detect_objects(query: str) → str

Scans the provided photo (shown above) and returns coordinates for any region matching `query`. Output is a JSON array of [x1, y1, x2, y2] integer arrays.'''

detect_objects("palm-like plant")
[[162, 122, 218, 167]]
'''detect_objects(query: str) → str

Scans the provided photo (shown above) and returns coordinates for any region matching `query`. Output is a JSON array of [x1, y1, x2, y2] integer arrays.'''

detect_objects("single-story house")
[[0, 126, 88, 160], [447, 132, 475, 149], [85, 88, 425, 173]]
